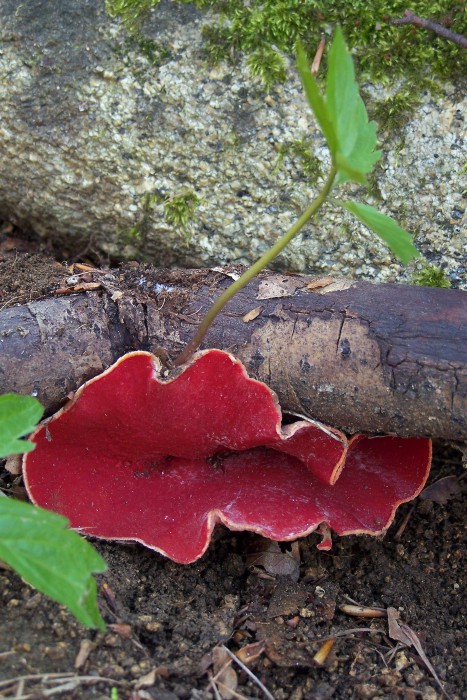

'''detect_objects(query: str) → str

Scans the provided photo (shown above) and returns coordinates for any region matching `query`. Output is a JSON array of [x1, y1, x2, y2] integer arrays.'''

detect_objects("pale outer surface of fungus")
[[0, 0, 465, 285]]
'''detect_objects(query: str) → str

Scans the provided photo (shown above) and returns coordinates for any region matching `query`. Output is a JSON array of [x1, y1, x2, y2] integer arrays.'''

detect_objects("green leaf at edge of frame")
[[0, 498, 107, 630], [0, 394, 44, 459], [296, 41, 338, 159], [342, 201, 421, 264]]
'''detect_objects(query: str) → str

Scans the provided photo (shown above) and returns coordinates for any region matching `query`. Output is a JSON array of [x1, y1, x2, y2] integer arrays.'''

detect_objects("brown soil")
[[0, 238, 466, 700]]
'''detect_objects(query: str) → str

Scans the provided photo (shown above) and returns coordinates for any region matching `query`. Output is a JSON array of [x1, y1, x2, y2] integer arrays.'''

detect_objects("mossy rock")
[[0, 0, 465, 286]]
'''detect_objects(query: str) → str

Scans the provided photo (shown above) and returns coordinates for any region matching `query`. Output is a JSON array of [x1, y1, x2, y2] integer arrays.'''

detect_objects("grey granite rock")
[[0, 0, 465, 286]]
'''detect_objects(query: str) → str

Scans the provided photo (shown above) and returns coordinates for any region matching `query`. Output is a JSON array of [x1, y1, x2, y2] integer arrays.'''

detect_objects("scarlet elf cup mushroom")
[[22, 350, 432, 564]]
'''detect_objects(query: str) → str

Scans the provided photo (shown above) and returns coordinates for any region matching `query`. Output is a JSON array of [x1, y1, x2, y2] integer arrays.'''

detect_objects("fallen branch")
[[0, 265, 466, 440], [390, 10, 467, 48]]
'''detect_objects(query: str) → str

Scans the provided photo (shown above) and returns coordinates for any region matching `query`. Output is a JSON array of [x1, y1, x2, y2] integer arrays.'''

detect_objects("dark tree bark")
[[1, 267, 466, 440]]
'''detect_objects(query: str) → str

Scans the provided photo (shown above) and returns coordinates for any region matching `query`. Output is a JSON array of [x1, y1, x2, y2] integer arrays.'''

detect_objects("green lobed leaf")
[[334, 99, 381, 184], [0, 394, 44, 458], [334, 152, 368, 185], [326, 26, 360, 159], [327, 28, 380, 182], [346, 98, 381, 176], [342, 201, 420, 264], [297, 29, 380, 184], [0, 498, 106, 629], [296, 41, 338, 158]]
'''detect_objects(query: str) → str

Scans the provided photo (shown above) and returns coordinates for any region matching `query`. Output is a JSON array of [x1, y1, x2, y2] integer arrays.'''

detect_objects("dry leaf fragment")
[[108, 623, 133, 639], [286, 615, 300, 629], [134, 669, 156, 689], [306, 278, 354, 294], [257, 278, 304, 300], [211, 646, 238, 700], [235, 640, 265, 665], [211, 266, 240, 281], [387, 608, 451, 699], [306, 276, 336, 290], [242, 306, 264, 323], [134, 667, 170, 690], [244, 538, 300, 580], [5, 454, 22, 475], [420, 476, 461, 504]]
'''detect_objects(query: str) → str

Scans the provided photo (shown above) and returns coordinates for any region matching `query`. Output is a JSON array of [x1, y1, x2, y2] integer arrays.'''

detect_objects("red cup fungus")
[[22, 350, 432, 563]]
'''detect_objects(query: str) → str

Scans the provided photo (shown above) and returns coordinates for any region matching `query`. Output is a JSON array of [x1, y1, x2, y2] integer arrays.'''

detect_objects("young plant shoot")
[[175, 28, 419, 366]]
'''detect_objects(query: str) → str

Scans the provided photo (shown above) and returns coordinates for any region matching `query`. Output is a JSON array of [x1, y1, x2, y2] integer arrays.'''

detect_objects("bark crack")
[[335, 314, 346, 355]]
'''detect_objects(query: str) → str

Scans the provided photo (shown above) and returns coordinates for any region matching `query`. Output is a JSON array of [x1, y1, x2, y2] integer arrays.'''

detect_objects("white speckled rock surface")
[[0, 0, 465, 286]]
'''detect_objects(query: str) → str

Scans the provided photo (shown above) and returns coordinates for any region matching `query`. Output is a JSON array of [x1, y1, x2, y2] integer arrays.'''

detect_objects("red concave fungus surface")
[[23, 350, 432, 564]]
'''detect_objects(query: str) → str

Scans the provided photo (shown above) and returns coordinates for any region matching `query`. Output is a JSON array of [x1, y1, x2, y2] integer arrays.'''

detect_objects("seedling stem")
[[174, 165, 337, 366]]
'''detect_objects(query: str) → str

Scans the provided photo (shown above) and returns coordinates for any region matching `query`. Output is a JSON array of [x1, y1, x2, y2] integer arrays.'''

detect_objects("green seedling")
[[412, 263, 451, 288], [275, 138, 323, 184], [0, 394, 106, 630], [164, 191, 201, 242], [175, 28, 420, 365]]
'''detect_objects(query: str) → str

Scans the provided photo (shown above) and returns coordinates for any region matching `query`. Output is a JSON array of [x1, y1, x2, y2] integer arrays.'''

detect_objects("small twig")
[[307, 627, 380, 643], [210, 658, 235, 685], [13, 680, 81, 699], [311, 38, 326, 75], [342, 594, 362, 606], [221, 645, 275, 700], [393, 503, 416, 541], [208, 676, 223, 700], [390, 11, 467, 48], [14, 677, 25, 698], [0, 294, 22, 312], [215, 680, 249, 700], [0, 672, 127, 691], [385, 640, 406, 665]]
